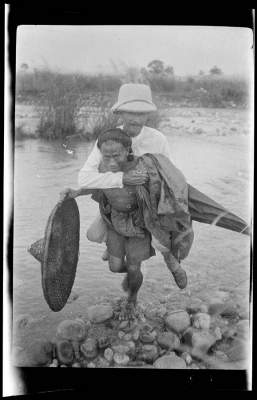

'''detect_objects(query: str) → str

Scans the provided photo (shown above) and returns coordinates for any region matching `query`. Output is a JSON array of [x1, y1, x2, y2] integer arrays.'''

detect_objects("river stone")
[[118, 331, 125, 339], [87, 305, 113, 323], [140, 332, 155, 344], [183, 327, 217, 354], [165, 310, 190, 334], [220, 305, 239, 320], [56, 340, 74, 365], [214, 351, 229, 361], [97, 357, 110, 368], [72, 362, 81, 368], [27, 339, 53, 365], [14, 315, 34, 331], [181, 352, 192, 365], [80, 338, 98, 359], [154, 353, 187, 369], [87, 362, 96, 368], [97, 335, 110, 349], [133, 329, 140, 341], [12, 346, 36, 367], [104, 348, 114, 362], [225, 339, 248, 361], [118, 320, 129, 330], [236, 320, 249, 340], [112, 344, 130, 355], [157, 332, 180, 350], [192, 313, 211, 330], [56, 319, 87, 342], [138, 345, 159, 363], [208, 302, 226, 316], [214, 327, 222, 340], [113, 353, 130, 366]]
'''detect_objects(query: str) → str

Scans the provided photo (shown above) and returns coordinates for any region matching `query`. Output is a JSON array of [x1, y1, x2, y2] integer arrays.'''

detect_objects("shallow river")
[[13, 131, 251, 349]]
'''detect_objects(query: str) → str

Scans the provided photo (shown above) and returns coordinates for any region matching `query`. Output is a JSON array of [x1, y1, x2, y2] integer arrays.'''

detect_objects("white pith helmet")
[[111, 83, 157, 113]]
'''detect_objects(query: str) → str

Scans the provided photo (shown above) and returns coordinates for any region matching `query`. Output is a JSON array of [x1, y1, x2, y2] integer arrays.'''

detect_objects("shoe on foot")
[[102, 249, 109, 261], [172, 266, 187, 289]]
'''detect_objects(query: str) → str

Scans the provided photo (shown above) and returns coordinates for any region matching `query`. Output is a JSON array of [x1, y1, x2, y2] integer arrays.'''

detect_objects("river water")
[[12, 130, 251, 351]]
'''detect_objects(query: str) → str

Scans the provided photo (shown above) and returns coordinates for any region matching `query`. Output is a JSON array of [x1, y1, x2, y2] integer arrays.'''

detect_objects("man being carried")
[[78, 83, 188, 289]]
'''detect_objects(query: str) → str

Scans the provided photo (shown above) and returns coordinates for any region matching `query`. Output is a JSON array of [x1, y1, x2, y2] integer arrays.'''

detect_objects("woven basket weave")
[[28, 198, 80, 312]]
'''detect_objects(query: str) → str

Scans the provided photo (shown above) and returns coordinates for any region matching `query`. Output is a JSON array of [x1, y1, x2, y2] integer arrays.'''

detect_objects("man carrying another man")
[[78, 83, 188, 290]]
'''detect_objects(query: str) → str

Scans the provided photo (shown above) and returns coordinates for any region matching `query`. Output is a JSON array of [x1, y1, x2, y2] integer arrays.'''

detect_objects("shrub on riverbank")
[[17, 69, 249, 109]]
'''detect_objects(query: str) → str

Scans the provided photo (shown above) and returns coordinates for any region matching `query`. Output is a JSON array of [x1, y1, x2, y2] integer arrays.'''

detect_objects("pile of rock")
[[13, 299, 250, 369]]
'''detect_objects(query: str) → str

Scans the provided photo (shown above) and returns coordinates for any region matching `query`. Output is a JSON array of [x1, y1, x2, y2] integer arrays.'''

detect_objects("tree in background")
[[165, 65, 174, 75], [209, 66, 223, 76], [147, 59, 165, 74]]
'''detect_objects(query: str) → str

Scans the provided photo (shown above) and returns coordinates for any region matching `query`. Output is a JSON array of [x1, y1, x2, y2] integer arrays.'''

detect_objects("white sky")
[[16, 25, 253, 77]]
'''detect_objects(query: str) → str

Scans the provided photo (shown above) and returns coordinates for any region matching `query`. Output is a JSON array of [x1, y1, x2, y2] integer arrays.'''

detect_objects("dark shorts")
[[106, 228, 154, 264]]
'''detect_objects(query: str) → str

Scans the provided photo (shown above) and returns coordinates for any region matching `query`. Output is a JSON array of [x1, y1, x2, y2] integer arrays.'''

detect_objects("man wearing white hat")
[[78, 83, 187, 289]]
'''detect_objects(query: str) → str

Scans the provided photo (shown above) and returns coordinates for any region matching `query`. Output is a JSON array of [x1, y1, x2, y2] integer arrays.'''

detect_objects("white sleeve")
[[160, 135, 174, 163], [78, 142, 124, 189]]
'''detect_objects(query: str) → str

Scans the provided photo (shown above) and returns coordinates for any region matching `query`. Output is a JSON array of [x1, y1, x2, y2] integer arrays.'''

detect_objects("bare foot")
[[118, 301, 138, 322]]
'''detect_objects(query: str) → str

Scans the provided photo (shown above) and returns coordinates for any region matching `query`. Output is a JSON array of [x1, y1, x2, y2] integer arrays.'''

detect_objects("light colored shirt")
[[78, 125, 173, 189]]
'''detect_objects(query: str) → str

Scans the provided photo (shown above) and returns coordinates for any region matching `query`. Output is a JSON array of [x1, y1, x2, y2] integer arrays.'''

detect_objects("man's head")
[[97, 128, 132, 172], [111, 83, 157, 137]]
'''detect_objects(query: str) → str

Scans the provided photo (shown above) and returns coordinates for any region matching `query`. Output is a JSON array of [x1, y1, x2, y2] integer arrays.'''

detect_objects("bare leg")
[[127, 263, 143, 305], [119, 263, 143, 321], [108, 255, 127, 273], [163, 251, 187, 289]]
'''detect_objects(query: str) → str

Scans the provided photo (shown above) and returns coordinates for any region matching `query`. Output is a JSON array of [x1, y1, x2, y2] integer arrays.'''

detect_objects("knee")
[[127, 264, 140, 274], [108, 257, 123, 273]]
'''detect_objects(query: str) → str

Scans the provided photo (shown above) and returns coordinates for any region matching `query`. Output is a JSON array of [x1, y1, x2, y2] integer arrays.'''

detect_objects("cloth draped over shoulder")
[[135, 154, 194, 261], [93, 153, 194, 262], [92, 153, 250, 263]]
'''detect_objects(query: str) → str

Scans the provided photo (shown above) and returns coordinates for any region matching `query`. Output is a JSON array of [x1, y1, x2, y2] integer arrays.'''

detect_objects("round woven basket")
[[28, 198, 80, 312]]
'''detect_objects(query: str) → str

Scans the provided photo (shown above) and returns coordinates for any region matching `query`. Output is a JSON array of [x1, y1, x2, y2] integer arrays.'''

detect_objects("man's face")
[[100, 141, 128, 172], [118, 112, 149, 137]]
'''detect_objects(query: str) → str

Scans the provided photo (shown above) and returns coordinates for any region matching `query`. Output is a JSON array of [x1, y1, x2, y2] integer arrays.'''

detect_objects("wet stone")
[[157, 332, 180, 350], [112, 344, 130, 355], [97, 335, 110, 350], [192, 313, 211, 330], [80, 338, 98, 359], [118, 331, 125, 339], [236, 320, 249, 340], [140, 332, 155, 344], [181, 352, 192, 365], [225, 339, 248, 362], [104, 348, 114, 362], [87, 362, 96, 368], [214, 327, 222, 341], [29, 340, 54, 366], [56, 340, 74, 365], [165, 310, 191, 334], [72, 362, 81, 368], [56, 319, 88, 342], [220, 305, 239, 320], [138, 345, 159, 363], [208, 302, 225, 316], [183, 327, 217, 354], [113, 353, 130, 366], [87, 305, 113, 323], [214, 351, 229, 362], [97, 357, 110, 368], [154, 353, 187, 369]]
